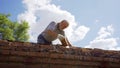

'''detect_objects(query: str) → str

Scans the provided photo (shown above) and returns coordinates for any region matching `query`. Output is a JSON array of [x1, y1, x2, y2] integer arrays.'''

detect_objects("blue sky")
[[0, 0, 120, 50], [0, 0, 24, 21]]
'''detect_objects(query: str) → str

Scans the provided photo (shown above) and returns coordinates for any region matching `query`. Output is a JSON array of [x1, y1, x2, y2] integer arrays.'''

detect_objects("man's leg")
[[37, 34, 51, 45]]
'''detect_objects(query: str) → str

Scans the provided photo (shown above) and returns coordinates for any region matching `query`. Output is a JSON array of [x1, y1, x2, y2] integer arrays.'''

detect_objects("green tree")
[[14, 21, 29, 42], [0, 13, 29, 42]]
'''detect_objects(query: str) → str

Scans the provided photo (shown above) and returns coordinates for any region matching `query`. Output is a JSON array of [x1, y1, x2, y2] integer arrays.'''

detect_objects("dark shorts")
[[37, 34, 52, 45]]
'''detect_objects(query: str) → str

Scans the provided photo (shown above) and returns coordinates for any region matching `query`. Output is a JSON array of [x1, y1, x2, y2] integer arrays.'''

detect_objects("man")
[[37, 20, 72, 47]]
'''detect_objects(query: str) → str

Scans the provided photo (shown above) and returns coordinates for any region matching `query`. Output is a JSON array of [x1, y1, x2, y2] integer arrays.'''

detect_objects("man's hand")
[[58, 34, 72, 47]]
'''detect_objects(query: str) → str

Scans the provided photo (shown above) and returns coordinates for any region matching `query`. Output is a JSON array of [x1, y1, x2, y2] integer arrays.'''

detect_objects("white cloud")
[[85, 25, 119, 50], [17, 0, 90, 45], [86, 38, 117, 49], [96, 25, 114, 39], [107, 24, 114, 33], [71, 25, 90, 42]]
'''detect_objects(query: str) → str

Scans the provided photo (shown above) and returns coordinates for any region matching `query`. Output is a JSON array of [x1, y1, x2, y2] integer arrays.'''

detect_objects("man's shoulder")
[[45, 21, 57, 30], [47, 21, 57, 27], [49, 21, 56, 25]]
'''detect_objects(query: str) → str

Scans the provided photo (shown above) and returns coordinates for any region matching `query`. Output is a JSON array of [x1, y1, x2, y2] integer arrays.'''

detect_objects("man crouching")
[[37, 20, 72, 47]]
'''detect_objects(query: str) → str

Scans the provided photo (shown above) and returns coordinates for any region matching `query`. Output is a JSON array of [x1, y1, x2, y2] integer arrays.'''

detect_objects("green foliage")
[[0, 13, 29, 42]]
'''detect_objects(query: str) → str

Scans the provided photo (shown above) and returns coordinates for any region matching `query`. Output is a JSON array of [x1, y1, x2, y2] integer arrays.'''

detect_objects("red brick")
[[0, 62, 26, 68], [0, 50, 10, 55], [0, 40, 120, 68]]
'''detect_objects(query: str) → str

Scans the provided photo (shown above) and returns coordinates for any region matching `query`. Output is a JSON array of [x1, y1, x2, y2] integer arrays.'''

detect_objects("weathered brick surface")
[[0, 40, 120, 68]]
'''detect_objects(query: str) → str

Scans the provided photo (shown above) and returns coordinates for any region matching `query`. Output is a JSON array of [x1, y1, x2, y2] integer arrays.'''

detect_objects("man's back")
[[38, 21, 64, 43]]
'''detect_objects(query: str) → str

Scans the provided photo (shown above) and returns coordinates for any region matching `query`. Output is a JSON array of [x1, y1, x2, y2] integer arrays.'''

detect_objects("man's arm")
[[45, 30, 58, 37], [58, 34, 72, 47], [65, 37, 72, 46], [43, 30, 58, 41]]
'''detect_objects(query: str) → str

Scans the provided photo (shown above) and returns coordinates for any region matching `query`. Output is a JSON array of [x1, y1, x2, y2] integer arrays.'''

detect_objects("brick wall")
[[0, 40, 120, 68]]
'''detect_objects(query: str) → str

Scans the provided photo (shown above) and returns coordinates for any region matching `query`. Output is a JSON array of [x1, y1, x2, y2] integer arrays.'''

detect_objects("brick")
[[109, 63, 120, 67], [0, 45, 11, 50], [0, 40, 9, 46], [0, 50, 10, 55], [0, 62, 26, 68], [0, 40, 120, 68], [0, 56, 9, 62], [8, 56, 24, 62], [26, 64, 49, 68]]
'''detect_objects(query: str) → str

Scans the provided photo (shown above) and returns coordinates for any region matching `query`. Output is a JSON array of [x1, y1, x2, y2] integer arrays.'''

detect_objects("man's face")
[[59, 21, 69, 30]]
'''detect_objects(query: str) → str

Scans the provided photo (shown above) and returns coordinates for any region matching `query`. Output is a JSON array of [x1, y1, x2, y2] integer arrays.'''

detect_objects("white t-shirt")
[[41, 21, 65, 42]]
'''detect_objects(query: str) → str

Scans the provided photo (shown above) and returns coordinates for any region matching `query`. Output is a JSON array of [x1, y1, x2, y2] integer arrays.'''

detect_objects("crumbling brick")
[[0, 40, 120, 68]]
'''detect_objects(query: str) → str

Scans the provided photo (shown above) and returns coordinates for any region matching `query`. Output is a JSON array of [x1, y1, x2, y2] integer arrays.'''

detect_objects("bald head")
[[59, 20, 69, 30]]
